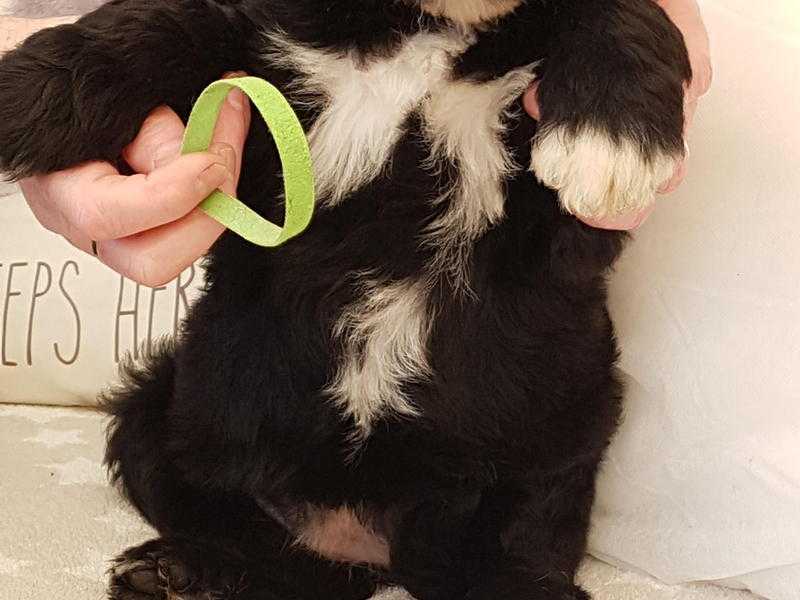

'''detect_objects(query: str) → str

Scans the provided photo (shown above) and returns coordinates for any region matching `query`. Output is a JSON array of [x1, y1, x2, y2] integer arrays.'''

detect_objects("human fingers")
[[94, 206, 227, 287], [121, 105, 187, 173], [523, 81, 541, 120], [122, 71, 251, 178], [97, 78, 252, 285], [28, 147, 234, 246]]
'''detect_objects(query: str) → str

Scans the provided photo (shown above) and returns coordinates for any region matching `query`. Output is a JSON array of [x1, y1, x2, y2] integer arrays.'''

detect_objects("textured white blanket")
[[0, 405, 762, 600]]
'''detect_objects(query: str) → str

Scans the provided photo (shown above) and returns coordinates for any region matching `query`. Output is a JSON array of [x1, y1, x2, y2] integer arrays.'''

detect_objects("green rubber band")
[[181, 77, 315, 247]]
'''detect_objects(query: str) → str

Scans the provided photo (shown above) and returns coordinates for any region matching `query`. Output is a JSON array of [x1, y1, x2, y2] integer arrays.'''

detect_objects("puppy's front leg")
[[531, 0, 691, 220], [0, 0, 251, 178]]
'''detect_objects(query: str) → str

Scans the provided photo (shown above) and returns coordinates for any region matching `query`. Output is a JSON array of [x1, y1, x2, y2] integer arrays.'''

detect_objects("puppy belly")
[[261, 499, 391, 566], [296, 506, 391, 567]]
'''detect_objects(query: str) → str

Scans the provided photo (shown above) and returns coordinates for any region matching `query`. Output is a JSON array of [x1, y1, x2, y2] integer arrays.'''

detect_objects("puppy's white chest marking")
[[265, 31, 470, 206], [265, 30, 536, 437], [422, 68, 536, 286], [327, 278, 431, 436]]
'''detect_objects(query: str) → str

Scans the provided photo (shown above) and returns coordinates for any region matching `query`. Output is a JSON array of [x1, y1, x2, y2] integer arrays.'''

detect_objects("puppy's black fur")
[[0, 1, 690, 599]]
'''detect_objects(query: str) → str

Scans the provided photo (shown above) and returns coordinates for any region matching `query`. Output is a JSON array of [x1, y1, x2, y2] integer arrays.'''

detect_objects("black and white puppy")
[[0, 1, 690, 598]]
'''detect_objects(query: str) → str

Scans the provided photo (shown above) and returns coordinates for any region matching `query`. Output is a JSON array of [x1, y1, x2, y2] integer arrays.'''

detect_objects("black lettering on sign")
[[26, 262, 53, 366], [2, 262, 28, 367], [146, 284, 168, 352], [115, 267, 200, 363], [115, 276, 141, 363], [55, 261, 81, 366], [174, 265, 196, 335], [0, 261, 200, 368]]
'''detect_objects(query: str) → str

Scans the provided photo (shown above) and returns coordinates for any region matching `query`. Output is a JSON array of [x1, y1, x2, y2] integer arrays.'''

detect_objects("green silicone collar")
[[181, 77, 315, 247]]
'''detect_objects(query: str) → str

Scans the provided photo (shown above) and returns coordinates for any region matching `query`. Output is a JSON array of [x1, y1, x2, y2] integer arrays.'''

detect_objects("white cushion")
[[590, 2, 800, 598], [0, 182, 203, 405]]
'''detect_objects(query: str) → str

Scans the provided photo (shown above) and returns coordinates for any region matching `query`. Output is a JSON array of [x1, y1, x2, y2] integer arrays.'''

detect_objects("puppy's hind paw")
[[108, 549, 192, 600], [531, 125, 681, 220], [107, 539, 245, 600]]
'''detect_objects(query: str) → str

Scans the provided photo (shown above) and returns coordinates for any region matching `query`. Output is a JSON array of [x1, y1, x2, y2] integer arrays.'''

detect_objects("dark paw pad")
[[108, 541, 236, 600]]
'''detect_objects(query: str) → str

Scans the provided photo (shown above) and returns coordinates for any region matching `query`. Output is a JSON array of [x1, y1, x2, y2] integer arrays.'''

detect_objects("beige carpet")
[[0, 404, 761, 600]]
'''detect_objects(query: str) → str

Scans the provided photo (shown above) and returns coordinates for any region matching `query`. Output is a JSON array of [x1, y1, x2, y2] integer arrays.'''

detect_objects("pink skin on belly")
[[295, 507, 392, 567]]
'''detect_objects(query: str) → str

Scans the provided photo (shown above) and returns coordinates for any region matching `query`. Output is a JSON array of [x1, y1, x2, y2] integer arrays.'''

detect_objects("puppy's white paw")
[[531, 125, 681, 220]]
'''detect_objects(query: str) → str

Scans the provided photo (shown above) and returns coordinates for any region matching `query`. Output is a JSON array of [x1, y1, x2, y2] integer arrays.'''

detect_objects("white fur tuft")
[[423, 67, 537, 287], [531, 126, 680, 219], [264, 30, 469, 206], [327, 279, 432, 436]]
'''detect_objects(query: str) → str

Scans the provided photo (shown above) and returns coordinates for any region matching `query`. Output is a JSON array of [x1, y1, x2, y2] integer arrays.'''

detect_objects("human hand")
[[524, 0, 712, 230], [19, 73, 252, 287]]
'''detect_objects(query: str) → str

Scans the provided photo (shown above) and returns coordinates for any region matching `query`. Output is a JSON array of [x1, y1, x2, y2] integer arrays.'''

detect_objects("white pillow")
[[0, 182, 203, 405], [589, 2, 800, 598], [0, 11, 190, 406]]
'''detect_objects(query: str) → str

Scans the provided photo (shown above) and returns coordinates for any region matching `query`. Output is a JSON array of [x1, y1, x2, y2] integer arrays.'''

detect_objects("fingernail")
[[226, 88, 246, 111], [198, 163, 230, 190], [658, 174, 675, 194], [208, 142, 236, 172], [659, 158, 688, 194], [152, 140, 183, 169]]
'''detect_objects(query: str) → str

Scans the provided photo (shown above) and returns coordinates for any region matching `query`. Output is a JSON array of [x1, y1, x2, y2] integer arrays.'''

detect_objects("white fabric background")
[[0, 180, 203, 405], [0, 1, 798, 598], [591, 2, 800, 598]]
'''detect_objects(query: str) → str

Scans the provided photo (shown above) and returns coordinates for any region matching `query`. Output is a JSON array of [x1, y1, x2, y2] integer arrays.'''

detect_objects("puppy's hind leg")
[[102, 343, 377, 600], [108, 536, 379, 600], [108, 536, 378, 600]]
